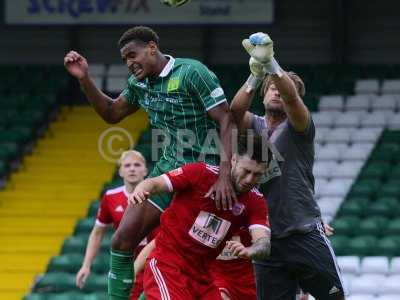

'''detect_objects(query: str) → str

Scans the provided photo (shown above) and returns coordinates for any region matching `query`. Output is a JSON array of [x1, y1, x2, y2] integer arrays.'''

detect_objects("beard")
[[265, 103, 287, 119]]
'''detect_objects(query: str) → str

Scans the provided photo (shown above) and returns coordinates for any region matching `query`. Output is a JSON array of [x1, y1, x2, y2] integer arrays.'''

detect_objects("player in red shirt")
[[129, 134, 271, 300], [75, 150, 153, 300]]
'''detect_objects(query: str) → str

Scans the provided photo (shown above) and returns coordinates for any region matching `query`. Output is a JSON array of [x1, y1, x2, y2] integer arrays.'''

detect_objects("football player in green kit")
[[64, 26, 236, 300]]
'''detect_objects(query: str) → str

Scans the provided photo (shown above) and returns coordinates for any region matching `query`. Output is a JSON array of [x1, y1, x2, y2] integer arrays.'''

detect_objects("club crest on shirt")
[[189, 211, 231, 248], [167, 78, 180, 92]]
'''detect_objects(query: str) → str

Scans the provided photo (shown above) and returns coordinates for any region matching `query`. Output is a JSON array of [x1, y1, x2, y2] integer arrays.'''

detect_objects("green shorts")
[[146, 159, 176, 212]]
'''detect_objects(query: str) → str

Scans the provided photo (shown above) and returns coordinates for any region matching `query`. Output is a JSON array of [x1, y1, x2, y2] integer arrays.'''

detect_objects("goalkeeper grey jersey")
[[252, 114, 321, 239]]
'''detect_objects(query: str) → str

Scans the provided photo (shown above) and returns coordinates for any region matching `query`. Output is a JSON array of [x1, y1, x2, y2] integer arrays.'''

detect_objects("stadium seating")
[[305, 68, 400, 298]]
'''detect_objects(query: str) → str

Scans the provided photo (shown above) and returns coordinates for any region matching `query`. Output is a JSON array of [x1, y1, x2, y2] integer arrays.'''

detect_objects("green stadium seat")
[[0, 142, 20, 161], [358, 217, 388, 236], [381, 131, 400, 144], [100, 234, 112, 253], [369, 149, 394, 162], [331, 216, 360, 236], [346, 196, 370, 207], [11, 110, 44, 127], [91, 253, 110, 274], [360, 162, 391, 180], [34, 272, 75, 293], [0, 109, 18, 127], [368, 197, 399, 217], [47, 254, 84, 273], [340, 201, 365, 217], [0, 160, 8, 177], [329, 235, 349, 256], [82, 273, 107, 293], [387, 218, 400, 235], [61, 235, 88, 254], [50, 292, 87, 300], [87, 200, 100, 217], [379, 143, 400, 158], [349, 179, 381, 198], [379, 181, 400, 197], [23, 294, 47, 300], [74, 217, 96, 235], [347, 235, 378, 256], [390, 164, 400, 177], [376, 236, 400, 257], [0, 128, 30, 146]]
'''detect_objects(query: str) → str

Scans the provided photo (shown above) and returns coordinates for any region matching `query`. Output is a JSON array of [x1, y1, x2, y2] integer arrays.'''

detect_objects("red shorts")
[[212, 273, 256, 300], [143, 257, 221, 300], [210, 260, 256, 300], [130, 270, 145, 300]]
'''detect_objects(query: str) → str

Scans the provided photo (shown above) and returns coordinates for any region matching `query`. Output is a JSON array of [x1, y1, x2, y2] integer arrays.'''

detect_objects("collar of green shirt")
[[159, 55, 175, 77]]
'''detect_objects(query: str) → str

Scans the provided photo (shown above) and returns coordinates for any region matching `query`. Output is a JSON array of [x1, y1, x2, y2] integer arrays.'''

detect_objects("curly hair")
[[118, 26, 160, 49]]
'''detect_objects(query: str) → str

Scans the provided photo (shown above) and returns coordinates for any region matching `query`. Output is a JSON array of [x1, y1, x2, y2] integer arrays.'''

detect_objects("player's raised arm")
[[64, 51, 138, 124], [242, 33, 310, 132]]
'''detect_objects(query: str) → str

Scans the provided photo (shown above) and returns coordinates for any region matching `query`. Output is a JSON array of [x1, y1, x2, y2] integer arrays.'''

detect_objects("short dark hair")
[[237, 133, 271, 164], [118, 26, 160, 49]]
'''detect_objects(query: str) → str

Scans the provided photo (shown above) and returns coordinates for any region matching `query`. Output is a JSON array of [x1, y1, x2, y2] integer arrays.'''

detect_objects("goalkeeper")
[[230, 33, 346, 300]]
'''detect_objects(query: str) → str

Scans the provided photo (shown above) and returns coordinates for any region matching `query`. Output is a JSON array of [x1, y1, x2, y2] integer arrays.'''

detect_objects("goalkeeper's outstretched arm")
[[269, 72, 310, 132], [230, 84, 255, 133], [241, 32, 310, 132]]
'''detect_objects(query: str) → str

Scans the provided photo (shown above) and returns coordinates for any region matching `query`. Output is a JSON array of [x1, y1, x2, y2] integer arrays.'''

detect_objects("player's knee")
[[111, 222, 142, 251], [111, 226, 136, 250]]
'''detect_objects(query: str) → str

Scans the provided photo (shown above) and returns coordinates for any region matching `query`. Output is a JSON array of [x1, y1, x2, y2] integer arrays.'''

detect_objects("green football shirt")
[[122, 56, 227, 168]]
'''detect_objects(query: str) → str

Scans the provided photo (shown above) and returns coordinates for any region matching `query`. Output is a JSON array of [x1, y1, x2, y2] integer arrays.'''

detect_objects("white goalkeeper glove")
[[245, 57, 267, 92], [242, 32, 283, 90]]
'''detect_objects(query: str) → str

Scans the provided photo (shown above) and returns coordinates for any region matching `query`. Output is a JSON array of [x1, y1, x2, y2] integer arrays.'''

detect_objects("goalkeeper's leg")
[[109, 201, 160, 300]]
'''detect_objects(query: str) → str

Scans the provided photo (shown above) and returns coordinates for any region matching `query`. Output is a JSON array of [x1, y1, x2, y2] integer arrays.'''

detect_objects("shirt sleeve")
[[96, 195, 112, 227], [162, 162, 205, 192], [187, 63, 227, 111], [121, 76, 139, 105], [246, 192, 270, 232], [288, 115, 315, 143], [251, 114, 268, 136]]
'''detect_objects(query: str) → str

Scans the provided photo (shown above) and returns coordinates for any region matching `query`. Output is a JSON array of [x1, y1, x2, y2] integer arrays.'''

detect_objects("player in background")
[[129, 134, 271, 300], [64, 26, 236, 299], [230, 32, 345, 300], [75, 150, 155, 300]]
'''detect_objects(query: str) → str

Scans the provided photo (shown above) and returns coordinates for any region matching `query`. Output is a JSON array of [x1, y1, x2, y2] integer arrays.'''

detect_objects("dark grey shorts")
[[253, 222, 346, 300]]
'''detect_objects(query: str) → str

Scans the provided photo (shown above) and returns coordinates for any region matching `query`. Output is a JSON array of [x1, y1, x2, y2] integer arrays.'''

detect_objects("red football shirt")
[[150, 162, 270, 280], [96, 185, 130, 230], [96, 185, 158, 250]]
